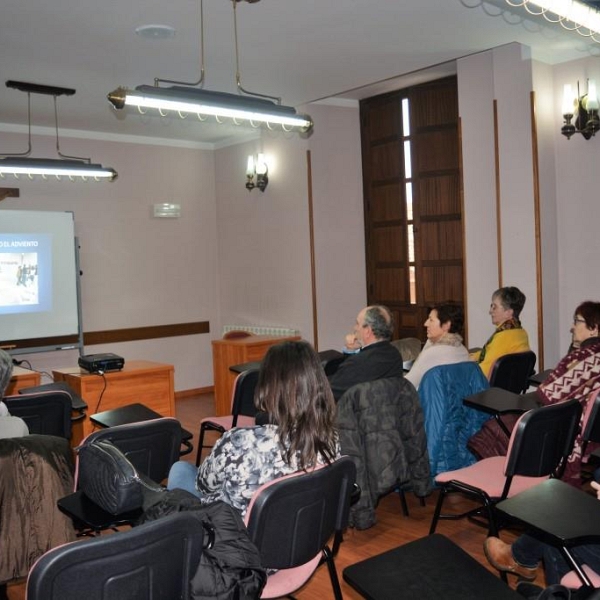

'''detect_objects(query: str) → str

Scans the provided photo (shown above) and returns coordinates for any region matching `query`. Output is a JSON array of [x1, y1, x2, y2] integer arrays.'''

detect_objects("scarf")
[[477, 317, 522, 364]]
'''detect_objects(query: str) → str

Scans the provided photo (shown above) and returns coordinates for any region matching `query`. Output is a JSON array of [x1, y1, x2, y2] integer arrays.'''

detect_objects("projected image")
[[0, 234, 51, 314]]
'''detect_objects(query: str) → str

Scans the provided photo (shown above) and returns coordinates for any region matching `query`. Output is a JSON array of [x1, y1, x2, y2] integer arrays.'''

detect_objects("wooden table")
[[212, 335, 300, 416], [6, 366, 41, 396], [53, 360, 175, 444]]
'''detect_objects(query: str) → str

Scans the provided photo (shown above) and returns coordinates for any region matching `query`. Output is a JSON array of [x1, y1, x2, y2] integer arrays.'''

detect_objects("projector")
[[78, 353, 125, 373]]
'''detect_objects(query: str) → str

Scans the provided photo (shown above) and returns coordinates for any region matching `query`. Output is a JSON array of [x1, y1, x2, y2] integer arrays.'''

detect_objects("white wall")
[[0, 131, 218, 391], [213, 102, 366, 352], [459, 43, 539, 364]]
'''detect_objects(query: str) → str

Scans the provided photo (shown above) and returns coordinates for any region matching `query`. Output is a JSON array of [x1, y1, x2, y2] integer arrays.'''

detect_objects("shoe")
[[484, 536, 539, 581], [516, 582, 571, 600]]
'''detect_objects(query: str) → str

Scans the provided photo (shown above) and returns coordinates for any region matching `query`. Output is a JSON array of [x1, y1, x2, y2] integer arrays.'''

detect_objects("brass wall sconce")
[[246, 154, 268, 192], [562, 80, 600, 140]]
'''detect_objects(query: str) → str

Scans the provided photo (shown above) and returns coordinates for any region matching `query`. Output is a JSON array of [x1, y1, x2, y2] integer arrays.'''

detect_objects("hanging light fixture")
[[0, 81, 117, 181], [107, 0, 313, 135], [561, 79, 600, 139], [245, 153, 268, 192], [504, 0, 600, 43]]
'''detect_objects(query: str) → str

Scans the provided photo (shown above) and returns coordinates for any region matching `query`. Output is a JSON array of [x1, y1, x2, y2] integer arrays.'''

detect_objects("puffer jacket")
[[336, 377, 432, 530], [418, 361, 490, 477]]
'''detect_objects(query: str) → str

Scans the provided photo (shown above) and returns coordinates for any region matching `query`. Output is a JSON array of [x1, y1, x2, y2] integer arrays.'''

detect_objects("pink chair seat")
[[259, 553, 322, 598], [561, 564, 600, 588], [435, 456, 548, 498]]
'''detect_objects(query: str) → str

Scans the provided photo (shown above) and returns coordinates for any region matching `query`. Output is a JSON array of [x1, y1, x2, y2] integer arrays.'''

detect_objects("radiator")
[[222, 325, 300, 337]]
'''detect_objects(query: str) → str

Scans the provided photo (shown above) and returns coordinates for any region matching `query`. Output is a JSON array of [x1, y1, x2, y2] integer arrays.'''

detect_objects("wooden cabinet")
[[6, 366, 41, 396], [53, 360, 175, 444], [212, 335, 300, 416]]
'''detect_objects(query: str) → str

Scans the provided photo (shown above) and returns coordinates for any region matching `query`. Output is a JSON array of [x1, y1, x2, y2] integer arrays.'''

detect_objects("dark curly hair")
[[430, 302, 464, 337], [575, 301, 600, 331]]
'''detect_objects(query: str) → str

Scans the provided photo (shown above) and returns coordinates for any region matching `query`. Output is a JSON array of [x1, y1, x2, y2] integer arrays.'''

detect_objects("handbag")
[[77, 439, 162, 515]]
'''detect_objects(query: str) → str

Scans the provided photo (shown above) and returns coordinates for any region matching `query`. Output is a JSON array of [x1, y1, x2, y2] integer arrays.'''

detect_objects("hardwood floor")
[[6, 392, 547, 599]]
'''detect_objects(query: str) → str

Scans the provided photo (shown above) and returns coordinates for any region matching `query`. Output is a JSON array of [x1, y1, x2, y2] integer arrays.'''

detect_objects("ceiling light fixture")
[[505, 0, 600, 42], [107, 0, 313, 135], [0, 81, 117, 181], [0, 81, 117, 182]]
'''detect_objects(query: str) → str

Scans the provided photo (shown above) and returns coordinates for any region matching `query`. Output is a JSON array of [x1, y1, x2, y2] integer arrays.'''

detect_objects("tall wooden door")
[[360, 77, 463, 342]]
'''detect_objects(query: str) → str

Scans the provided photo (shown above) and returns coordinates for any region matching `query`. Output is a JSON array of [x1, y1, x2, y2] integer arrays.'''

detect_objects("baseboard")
[[175, 386, 214, 399]]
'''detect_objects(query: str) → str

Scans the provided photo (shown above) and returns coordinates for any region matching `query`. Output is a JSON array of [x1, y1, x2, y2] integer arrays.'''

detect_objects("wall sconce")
[[246, 154, 269, 192], [561, 80, 600, 140]]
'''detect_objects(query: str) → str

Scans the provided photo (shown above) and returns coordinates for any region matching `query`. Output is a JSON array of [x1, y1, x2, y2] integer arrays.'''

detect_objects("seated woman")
[[0, 349, 29, 439], [470, 286, 530, 379], [405, 303, 469, 391], [167, 340, 340, 516], [469, 301, 600, 488]]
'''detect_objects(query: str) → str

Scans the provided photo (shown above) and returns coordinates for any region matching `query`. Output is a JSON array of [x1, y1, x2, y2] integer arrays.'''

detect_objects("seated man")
[[328, 305, 404, 401], [0, 349, 29, 439]]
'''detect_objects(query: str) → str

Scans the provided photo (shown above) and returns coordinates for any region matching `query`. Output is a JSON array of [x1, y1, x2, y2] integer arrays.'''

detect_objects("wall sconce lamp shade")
[[0, 158, 118, 181], [108, 86, 313, 134], [246, 154, 268, 192], [561, 80, 600, 140]]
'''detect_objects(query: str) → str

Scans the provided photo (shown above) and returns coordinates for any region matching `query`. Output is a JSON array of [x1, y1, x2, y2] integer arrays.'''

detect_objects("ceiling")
[[1, 0, 599, 147]]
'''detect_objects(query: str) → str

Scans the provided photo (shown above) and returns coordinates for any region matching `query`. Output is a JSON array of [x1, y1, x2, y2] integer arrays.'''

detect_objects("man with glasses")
[[328, 305, 405, 401]]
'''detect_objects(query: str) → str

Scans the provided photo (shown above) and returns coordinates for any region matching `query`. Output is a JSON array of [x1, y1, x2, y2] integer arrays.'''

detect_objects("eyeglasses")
[[573, 317, 587, 326]]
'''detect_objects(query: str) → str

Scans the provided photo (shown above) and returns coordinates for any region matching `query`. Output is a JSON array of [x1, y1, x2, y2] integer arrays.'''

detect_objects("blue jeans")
[[513, 534, 600, 585], [166, 461, 202, 499]]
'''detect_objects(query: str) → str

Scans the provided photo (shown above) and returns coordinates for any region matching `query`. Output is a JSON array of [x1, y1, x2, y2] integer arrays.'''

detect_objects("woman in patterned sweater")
[[167, 340, 340, 515]]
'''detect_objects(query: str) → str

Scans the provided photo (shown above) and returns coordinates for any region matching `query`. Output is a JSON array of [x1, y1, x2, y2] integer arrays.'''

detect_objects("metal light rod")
[[0, 158, 118, 181], [107, 86, 313, 134]]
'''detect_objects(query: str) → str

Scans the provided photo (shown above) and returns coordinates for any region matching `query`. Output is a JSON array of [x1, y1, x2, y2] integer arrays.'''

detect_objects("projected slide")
[[0, 234, 51, 313]]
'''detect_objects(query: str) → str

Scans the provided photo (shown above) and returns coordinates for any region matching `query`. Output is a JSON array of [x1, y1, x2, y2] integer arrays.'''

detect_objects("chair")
[[244, 456, 357, 600], [58, 418, 182, 535], [336, 378, 431, 529], [318, 349, 345, 376], [489, 350, 537, 394], [430, 398, 582, 537], [418, 361, 491, 477], [3, 391, 73, 439], [223, 329, 254, 339], [26, 511, 205, 600], [195, 368, 259, 466]]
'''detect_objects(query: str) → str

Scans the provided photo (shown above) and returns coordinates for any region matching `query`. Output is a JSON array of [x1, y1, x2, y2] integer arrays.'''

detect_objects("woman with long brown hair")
[[167, 340, 339, 515]]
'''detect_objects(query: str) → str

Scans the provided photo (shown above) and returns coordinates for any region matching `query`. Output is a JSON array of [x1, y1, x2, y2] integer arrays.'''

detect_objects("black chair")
[[58, 418, 182, 535], [430, 398, 582, 537], [26, 511, 205, 600], [196, 368, 259, 466], [3, 391, 73, 440], [244, 456, 357, 599], [318, 349, 346, 376], [489, 350, 537, 394]]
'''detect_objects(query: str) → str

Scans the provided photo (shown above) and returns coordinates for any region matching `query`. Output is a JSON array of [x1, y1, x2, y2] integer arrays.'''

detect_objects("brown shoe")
[[483, 537, 539, 581]]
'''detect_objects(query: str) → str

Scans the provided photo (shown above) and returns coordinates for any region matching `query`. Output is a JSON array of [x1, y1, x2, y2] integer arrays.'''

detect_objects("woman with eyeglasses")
[[469, 301, 600, 488]]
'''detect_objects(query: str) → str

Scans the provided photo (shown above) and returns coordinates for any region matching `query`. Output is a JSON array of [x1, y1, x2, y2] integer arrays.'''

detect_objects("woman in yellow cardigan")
[[470, 286, 530, 379]]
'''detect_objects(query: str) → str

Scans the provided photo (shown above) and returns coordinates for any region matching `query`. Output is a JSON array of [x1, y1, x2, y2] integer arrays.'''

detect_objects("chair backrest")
[[582, 389, 600, 445], [418, 361, 490, 476], [489, 351, 537, 394], [3, 391, 72, 439], [391, 337, 422, 362], [223, 330, 254, 339], [505, 398, 582, 479], [81, 418, 182, 483], [231, 369, 260, 425], [26, 511, 204, 600], [318, 349, 345, 377], [244, 456, 356, 570]]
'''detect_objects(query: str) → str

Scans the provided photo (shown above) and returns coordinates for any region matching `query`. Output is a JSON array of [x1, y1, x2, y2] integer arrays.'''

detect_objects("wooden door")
[[360, 77, 463, 342]]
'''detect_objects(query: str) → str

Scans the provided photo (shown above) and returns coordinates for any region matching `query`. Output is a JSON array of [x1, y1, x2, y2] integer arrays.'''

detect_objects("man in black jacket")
[[328, 305, 404, 401]]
